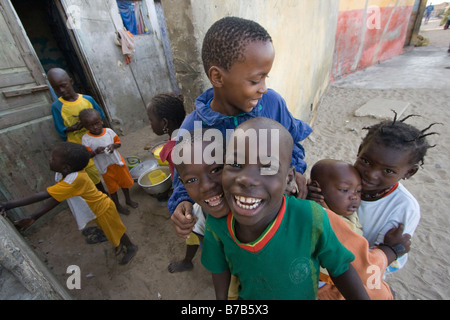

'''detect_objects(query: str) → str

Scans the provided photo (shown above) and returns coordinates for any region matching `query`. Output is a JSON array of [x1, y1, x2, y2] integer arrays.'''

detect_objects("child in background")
[[308, 159, 410, 299], [146, 92, 186, 178], [170, 16, 312, 239], [309, 159, 363, 235], [48, 68, 107, 194], [308, 113, 439, 274], [202, 117, 369, 300], [79, 108, 138, 215], [0, 142, 137, 265]]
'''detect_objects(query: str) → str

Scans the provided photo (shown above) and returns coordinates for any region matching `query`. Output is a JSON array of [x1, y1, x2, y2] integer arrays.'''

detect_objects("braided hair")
[[360, 111, 440, 166], [201, 16, 272, 74], [147, 92, 186, 129]]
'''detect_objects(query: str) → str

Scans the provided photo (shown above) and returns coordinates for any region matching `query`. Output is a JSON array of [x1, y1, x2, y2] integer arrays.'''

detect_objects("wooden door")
[[0, 0, 61, 220]]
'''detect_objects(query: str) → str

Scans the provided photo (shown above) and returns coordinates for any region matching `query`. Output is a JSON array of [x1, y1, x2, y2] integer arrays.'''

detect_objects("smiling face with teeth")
[[176, 139, 229, 219], [222, 118, 294, 241]]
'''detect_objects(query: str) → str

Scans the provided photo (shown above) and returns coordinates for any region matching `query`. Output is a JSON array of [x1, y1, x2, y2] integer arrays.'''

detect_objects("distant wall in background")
[[332, 0, 416, 80]]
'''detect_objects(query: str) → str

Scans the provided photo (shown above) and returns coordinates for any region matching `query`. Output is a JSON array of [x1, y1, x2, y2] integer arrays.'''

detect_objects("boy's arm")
[[14, 197, 60, 231], [1, 191, 52, 210], [1, 191, 60, 231], [329, 264, 370, 300], [378, 223, 411, 265], [51, 102, 68, 140], [212, 270, 231, 300]]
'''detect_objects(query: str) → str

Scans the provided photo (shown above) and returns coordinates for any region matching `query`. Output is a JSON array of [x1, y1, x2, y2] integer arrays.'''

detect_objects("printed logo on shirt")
[[289, 257, 311, 284]]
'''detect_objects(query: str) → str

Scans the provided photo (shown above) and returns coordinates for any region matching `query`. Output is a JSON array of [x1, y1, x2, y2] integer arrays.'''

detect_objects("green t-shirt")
[[201, 195, 355, 300]]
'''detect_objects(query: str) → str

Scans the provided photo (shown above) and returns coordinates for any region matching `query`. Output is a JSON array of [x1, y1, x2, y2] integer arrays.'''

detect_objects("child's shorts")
[[186, 232, 200, 246], [94, 199, 126, 247], [102, 164, 134, 194]]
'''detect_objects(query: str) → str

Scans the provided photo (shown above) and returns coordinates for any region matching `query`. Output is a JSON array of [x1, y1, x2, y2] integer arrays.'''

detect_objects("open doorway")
[[10, 0, 105, 117]]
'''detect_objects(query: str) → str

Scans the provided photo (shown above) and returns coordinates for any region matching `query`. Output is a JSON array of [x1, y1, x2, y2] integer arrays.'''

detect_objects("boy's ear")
[[404, 164, 419, 180], [208, 66, 224, 88], [286, 166, 296, 183], [162, 117, 169, 129], [285, 166, 298, 194]]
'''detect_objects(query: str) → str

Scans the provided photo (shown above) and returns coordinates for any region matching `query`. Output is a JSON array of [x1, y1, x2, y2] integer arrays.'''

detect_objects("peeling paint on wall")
[[332, 0, 415, 81]]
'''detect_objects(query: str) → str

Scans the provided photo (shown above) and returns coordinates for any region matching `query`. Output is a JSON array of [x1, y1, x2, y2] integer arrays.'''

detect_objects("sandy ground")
[[25, 18, 450, 300]]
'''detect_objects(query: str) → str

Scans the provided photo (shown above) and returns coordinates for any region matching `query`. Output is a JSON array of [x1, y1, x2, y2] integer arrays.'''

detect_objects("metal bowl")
[[129, 160, 158, 181], [137, 166, 172, 196]]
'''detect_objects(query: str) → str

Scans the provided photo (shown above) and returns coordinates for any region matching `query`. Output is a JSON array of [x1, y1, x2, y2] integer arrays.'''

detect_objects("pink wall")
[[331, 4, 414, 81]]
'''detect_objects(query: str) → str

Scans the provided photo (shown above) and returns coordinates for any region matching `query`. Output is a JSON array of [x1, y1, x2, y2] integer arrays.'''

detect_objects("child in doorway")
[[79, 108, 138, 215], [48, 67, 106, 194], [202, 117, 369, 300], [146, 92, 186, 178], [308, 159, 410, 299], [0, 142, 137, 265], [170, 16, 312, 239], [308, 113, 439, 274]]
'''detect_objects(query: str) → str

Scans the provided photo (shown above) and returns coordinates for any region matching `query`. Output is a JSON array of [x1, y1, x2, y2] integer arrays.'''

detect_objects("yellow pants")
[[85, 159, 101, 185]]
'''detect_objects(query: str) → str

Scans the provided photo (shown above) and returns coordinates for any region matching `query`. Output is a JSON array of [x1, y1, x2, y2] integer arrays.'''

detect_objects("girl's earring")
[[163, 127, 169, 134]]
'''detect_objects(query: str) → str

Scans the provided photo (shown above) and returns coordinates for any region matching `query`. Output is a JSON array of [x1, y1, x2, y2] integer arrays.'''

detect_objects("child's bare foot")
[[115, 243, 124, 256], [126, 200, 139, 208], [168, 260, 194, 273], [117, 205, 130, 215], [119, 244, 138, 265]]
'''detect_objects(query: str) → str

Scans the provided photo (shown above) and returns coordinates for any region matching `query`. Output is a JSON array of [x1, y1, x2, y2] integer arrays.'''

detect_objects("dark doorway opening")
[[11, 0, 105, 114]]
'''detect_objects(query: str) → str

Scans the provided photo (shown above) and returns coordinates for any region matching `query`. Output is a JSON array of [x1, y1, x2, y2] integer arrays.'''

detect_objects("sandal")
[[82, 226, 99, 236], [85, 228, 108, 244]]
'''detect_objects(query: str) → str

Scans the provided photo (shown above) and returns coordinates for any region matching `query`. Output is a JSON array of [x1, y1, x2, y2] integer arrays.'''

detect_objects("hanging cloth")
[[117, 1, 137, 35], [115, 28, 135, 64]]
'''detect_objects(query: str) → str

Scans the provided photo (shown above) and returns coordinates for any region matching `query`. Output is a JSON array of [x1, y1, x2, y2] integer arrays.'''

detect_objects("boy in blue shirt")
[[170, 17, 312, 237]]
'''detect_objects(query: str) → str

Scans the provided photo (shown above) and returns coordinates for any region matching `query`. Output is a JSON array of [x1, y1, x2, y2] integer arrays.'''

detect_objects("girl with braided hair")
[[309, 113, 439, 275], [146, 92, 186, 178], [354, 113, 439, 274]]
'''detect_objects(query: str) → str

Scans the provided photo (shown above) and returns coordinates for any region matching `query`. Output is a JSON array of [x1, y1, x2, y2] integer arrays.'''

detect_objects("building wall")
[[161, 0, 340, 122], [332, 0, 416, 80]]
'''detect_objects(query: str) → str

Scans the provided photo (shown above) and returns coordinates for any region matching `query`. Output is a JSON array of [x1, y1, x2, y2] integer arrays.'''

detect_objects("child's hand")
[[14, 218, 35, 231], [95, 146, 106, 154], [68, 121, 83, 132], [383, 223, 411, 257], [306, 180, 328, 208], [294, 172, 308, 199], [0, 202, 9, 217], [171, 201, 196, 239], [105, 144, 116, 154]]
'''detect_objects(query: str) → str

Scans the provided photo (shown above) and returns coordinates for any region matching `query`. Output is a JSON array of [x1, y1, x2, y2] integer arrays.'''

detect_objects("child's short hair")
[[55, 142, 90, 172], [78, 108, 100, 126], [361, 113, 439, 166], [173, 128, 226, 169], [201, 16, 272, 74], [147, 92, 186, 128]]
